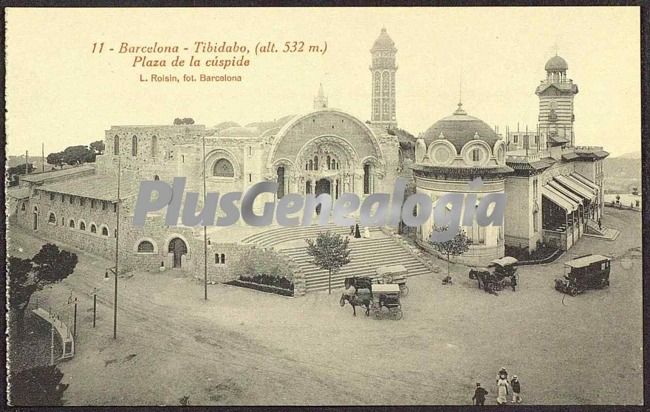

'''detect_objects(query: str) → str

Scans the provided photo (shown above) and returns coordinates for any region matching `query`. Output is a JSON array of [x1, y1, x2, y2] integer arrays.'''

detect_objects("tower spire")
[[313, 83, 328, 110], [370, 27, 397, 129]]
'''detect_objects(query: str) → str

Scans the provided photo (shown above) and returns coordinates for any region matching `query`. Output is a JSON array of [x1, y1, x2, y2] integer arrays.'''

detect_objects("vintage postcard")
[[4, 6, 642, 406]]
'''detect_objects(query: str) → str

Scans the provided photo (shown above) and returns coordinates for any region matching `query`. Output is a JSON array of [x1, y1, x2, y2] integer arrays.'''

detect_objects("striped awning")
[[571, 173, 599, 192], [542, 186, 578, 212], [554, 175, 596, 202], [547, 180, 583, 205]]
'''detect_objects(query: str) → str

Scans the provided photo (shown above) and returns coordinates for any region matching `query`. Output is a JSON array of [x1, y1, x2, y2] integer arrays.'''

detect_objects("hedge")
[[225, 279, 294, 297]]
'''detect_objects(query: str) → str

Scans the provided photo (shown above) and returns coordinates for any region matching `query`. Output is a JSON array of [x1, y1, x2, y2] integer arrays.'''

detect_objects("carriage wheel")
[[374, 309, 382, 319], [569, 287, 578, 296], [392, 309, 403, 320], [400, 285, 409, 297]]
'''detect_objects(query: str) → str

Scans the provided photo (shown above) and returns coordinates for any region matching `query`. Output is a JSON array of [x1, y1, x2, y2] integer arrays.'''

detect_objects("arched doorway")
[[315, 178, 331, 196], [168, 237, 188, 268], [315, 179, 331, 215]]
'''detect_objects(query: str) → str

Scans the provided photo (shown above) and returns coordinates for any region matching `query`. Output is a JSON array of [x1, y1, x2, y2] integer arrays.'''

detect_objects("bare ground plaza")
[[7, 206, 642, 405]]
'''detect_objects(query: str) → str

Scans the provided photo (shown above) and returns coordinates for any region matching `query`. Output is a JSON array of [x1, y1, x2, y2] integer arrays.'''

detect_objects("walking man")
[[510, 375, 522, 404], [472, 383, 488, 405]]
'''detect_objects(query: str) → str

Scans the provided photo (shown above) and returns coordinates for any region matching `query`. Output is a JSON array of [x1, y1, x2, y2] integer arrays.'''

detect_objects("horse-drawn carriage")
[[469, 256, 519, 294], [340, 276, 403, 320], [375, 264, 409, 296], [555, 254, 610, 296]]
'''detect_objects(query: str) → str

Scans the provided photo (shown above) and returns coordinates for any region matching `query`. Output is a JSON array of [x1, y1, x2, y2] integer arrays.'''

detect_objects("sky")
[[5, 7, 641, 158]]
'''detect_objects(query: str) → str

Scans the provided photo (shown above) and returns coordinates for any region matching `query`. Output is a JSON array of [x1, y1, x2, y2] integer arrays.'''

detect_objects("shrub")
[[232, 248, 292, 280]]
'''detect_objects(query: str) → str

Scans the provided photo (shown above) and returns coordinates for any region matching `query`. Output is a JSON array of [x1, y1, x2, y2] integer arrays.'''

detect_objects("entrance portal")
[[315, 179, 331, 215], [315, 178, 331, 196], [168, 237, 188, 268]]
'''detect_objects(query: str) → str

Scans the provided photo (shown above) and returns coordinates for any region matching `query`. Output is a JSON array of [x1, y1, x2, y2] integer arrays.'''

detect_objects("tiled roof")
[[38, 174, 138, 201], [20, 165, 95, 183]]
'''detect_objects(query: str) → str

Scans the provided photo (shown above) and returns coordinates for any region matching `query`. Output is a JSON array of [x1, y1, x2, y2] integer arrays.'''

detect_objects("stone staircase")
[[281, 234, 433, 293], [241, 224, 436, 293], [240, 223, 378, 248]]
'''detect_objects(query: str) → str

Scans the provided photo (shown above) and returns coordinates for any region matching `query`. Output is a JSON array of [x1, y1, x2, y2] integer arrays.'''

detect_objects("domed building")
[[411, 102, 513, 266]]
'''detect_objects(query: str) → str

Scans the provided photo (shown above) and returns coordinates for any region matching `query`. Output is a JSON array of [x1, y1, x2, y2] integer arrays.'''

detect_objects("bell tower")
[[370, 27, 397, 129], [535, 54, 579, 148]]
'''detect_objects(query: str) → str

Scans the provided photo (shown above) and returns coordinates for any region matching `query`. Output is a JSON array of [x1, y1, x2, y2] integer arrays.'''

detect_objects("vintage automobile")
[[469, 256, 519, 294], [375, 264, 409, 297], [341, 276, 403, 320], [555, 254, 611, 296]]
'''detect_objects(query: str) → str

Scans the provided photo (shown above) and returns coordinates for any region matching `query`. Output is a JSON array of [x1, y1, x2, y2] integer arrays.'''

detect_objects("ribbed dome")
[[421, 103, 500, 153], [545, 55, 568, 71], [371, 28, 396, 51]]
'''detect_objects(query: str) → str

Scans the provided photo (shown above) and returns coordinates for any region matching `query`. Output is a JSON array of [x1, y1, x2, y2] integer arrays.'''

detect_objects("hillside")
[[602, 152, 641, 194]]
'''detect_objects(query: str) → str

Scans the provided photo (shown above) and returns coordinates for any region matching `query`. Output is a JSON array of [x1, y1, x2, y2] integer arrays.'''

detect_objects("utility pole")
[[202, 134, 208, 300], [92, 288, 97, 328], [42, 142, 45, 173], [50, 309, 55, 365], [25, 150, 29, 175], [113, 156, 121, 339]]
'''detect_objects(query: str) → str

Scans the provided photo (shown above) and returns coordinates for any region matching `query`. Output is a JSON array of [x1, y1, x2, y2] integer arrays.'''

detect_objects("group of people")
[[472, 367, 522, 405], [349, 223, 371, 239]]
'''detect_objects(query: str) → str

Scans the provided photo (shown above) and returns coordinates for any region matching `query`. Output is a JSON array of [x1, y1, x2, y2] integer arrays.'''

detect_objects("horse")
[[469, 269, 499, 295], [340, 293, 372, 317]]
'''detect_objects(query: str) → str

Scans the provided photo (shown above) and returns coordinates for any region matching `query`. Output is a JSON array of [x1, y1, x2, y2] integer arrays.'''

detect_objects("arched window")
[[154, 175, 160, 181], [215, 253, 220, 264], [48, 212, 56, 224], [472, 148, 480, 162], [79, 221, 86, 231], [313, 156, 319, 170], [69, 219, 75, 229], [308, 160, 313, 170], [220, 253, 226, 264], [326, 156, 331, 170], [101, 226, 109, 236], [114, 135, 120, 155], [137, 240, 155, 253], [213, 158, 234, 177], [21, 203, 26, 211], [90, 224, 97, 234], [131, 135, 138, 156], [151, 135, 158, 158]]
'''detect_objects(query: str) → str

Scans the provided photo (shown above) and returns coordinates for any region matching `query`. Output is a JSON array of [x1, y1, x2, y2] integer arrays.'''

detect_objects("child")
[[511, 375, 522, 404], [472, 383, 488, 405]]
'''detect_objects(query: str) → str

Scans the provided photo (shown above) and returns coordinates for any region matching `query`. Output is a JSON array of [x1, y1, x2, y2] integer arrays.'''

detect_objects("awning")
[[542, 186, 578, 212], [554, 175, 596, 202], [571, 173, 599, 192], [547, 180, 583, 205]]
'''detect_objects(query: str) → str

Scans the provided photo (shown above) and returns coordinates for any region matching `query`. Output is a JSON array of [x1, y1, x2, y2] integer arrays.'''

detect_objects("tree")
[[46, 152, 65, 169], [7, 257, 37, 337], [174, 117, 195, 125], [8, 244, 78, 336], [9, 365, 68, 405], [429, 226, 471, 279], [6, 164, 34, 186], [62, 145, 95, 165], [89, 140, 105, 155], [305, 231, 351, 294]]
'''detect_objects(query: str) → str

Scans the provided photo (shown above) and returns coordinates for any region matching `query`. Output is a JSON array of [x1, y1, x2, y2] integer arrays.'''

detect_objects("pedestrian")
[[496, 367, 508, 383], [511, 274, 517, 292], [472, 383, 488, 405], [510, 375, 522, 404], [496, 375, 510, 405], [349, 224, 355, 236], [363, 226, 371, 238], [354, 223, 361, 238], [598, 218, 602, 230]]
